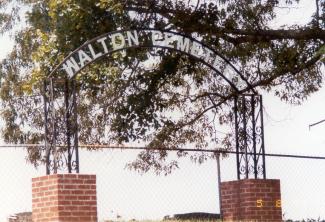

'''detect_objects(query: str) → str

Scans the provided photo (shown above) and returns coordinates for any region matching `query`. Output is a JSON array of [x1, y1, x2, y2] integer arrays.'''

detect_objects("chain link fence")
[[1, 147, 325, 221]]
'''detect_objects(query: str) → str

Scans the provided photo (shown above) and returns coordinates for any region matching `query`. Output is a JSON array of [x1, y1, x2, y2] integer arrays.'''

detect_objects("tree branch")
[[250, 53, 322, 89], [223, 28, 325, 42], [125, 4, 325, 42], [316, 0, 320, 27]]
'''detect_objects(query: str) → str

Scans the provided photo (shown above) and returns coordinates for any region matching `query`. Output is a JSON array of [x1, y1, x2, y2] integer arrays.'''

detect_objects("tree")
[[0, 0, 324, 174]]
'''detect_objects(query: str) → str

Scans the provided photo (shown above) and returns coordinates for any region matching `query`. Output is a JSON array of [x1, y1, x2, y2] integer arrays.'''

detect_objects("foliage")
[[0, 0, 324, 174], [285, 219, 325, 222]]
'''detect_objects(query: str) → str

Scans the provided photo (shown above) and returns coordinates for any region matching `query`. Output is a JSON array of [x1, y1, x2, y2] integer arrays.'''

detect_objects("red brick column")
[[32, 174, 97, 222], [220, 179, 282, 222]]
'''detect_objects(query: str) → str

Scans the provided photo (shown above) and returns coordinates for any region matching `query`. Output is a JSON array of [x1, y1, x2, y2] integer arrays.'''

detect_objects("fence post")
[[216, 152, 223, 220]]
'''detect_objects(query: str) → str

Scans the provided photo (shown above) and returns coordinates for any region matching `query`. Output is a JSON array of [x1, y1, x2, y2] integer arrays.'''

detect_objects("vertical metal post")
[[63, 79, 80, 173], [260, 95, 266, 179], [43, 80, 51, 175], [242, 97, 249, 179], [216, 152, 223, 220], [251, 95, 257, 179], [234, 97, 240, 180], [50, 78, 58, 174], [64, 79, 72, 173], [72, 80, 80, 173]]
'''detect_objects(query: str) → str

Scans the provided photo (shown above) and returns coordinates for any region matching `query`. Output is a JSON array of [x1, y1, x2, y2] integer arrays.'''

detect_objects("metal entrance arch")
[[43, 28, 266, 179]]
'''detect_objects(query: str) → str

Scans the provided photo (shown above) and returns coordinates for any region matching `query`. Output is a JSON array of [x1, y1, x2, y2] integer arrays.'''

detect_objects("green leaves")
[[0, 0, 324, 174]]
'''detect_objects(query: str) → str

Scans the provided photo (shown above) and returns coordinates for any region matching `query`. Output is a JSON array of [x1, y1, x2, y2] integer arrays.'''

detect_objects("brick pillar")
[[220, 179, 282, 222], [32, 174, 97, 222]]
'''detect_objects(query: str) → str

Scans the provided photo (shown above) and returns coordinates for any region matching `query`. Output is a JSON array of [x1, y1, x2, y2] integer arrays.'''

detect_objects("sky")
[[1, 1, 325, 221]]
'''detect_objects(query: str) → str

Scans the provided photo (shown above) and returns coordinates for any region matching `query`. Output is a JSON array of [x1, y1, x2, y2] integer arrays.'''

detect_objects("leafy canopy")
[[0, 0, 324, 174]]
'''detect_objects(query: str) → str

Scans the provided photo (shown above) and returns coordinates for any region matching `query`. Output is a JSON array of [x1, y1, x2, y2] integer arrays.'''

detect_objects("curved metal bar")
[[44, 28, 261, 174], [47, 29, 255, 93]]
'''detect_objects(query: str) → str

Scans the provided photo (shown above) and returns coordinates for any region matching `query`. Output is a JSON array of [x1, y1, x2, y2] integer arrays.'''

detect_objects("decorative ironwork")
[[234, 94, 266, 179], [64, 79, 79, 173], [43, 78, 79, 174], [42, 28, 260, 175]]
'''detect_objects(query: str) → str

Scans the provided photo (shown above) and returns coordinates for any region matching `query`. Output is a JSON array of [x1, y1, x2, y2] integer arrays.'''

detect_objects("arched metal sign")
[[43, 29, 265, 179], [49, 29, 254, 91]]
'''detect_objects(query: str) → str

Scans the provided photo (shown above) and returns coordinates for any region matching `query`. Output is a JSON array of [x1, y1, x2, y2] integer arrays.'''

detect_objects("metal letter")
[[111, 33, 126, 50], [151, 31, 163, 46], [164, 33, 175, 48], [62, 57, 80, 78], [202, 47, 214, 64], [176, 36, 190, 53], [97, 37, 109, 53], [213, 55, 224, 69], [190, 41, 201, 58], [126, 31, 139, 47], [88, 43, 103, 60], [78, 49, 93, 67]]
